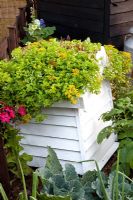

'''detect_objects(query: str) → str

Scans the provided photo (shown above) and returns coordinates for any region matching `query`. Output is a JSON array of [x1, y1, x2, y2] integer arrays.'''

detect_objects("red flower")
[[18, 106, 26, 116], [0, 112, 11, 123], [5, 106, 15, 119]]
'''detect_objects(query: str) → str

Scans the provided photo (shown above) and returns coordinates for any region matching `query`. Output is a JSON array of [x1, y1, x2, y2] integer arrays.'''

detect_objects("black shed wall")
[[36, 0, 110, 44]]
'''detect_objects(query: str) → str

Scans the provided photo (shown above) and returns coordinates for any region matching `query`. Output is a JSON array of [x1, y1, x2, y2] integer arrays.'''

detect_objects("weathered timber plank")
[[0, 38, 8, 59], [110, 11, 133, 25], [110, 21, 133, 37], [111, 0, 126, 3], [110, 0, 133, 14]]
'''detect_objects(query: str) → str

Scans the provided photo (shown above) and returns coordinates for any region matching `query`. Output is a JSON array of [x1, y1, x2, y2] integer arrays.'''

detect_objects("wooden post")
[[18, 7, 27, 39], [8, 26, 18, 56], [0, 135, 10, 196]]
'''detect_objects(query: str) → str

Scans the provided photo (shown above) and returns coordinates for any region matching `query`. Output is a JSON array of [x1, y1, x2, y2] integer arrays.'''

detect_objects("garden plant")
[[0, 147, 133, 200], [22, 8, 56, 44], [0, 37, 132, 199], [0, 102, 32, 196], [0, 39, 131, 120], [97, 95, 133, 176]]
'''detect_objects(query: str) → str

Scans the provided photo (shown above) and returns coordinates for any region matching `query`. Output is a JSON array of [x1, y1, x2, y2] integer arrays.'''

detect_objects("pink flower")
[[0, 112, 11, 123], [5, 106, 15, 119], [18, 106, 26, 116]]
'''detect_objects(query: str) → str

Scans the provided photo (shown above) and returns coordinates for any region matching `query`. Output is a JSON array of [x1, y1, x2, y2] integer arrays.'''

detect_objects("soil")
[[102, 152, 117, 175]]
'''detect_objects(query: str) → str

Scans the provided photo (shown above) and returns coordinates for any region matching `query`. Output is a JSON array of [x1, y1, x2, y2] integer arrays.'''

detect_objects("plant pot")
[[19, 80, 118, 174]]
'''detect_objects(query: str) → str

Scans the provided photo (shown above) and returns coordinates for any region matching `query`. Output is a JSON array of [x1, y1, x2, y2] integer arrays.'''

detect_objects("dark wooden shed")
[[36, 0, 133, 48]]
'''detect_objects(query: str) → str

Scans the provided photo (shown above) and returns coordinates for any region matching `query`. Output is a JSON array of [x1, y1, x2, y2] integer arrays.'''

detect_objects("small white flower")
[[34, 19, 40, 27]]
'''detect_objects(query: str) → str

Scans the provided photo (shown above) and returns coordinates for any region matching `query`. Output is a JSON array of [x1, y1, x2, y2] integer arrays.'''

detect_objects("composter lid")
[[129, 27, 133, 34], [124, 36, 133, 51]]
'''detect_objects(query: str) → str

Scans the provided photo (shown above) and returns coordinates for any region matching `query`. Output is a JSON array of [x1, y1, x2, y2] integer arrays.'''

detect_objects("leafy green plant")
[[37, 147, 133, 200], [0, 157, 72, 200], [22, 7, 55, 44], [97, 96, 133, 175], [1, 148, 133, 200], [0, 39, 131, 121], [4, 125, 32, 177], [0, 39, 101, 119], [104, 45, 132, 99]]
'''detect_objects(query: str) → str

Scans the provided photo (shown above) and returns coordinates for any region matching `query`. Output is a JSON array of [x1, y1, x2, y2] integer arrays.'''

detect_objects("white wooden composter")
[[20, 47, 119, 175]]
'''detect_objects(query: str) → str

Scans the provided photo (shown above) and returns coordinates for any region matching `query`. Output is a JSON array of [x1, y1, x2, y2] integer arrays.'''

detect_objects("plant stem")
[[118, 171, 133, 183], [18, 158, 28, 200], [115, 151, 120, 200], [0, 135, 10, 197], [32, 172, 38, 198], [122, 174, 125, 200], [0, 183, 9, 200]]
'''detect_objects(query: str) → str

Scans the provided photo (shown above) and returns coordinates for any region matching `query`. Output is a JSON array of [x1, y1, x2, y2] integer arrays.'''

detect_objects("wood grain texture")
[[110, 0, 133, 48], [110, 0, 133, 14], [110, 21, 133, 37], [110, 10, 133, 25]]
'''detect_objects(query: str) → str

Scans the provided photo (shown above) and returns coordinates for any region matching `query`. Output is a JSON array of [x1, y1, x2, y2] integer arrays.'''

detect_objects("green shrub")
[[0, 39, 102, 120], [104, 45, 132, 99], [0, 39, 131, 121]]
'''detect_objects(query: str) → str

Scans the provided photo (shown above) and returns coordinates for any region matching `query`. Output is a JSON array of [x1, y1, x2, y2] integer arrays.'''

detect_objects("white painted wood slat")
[[32, 115, 77, 127], [42, 107, 76, 116], [19, 124, 78, 140], [21, 134, 80, 152], [22, 145, 81, 162], [20, 80, 118, 174]]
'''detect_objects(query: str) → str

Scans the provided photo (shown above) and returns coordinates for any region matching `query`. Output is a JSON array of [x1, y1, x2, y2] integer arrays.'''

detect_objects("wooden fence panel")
[[110, 0, 133, 48], [0, 38, 8, 59], [0, 5, 29, 59]]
